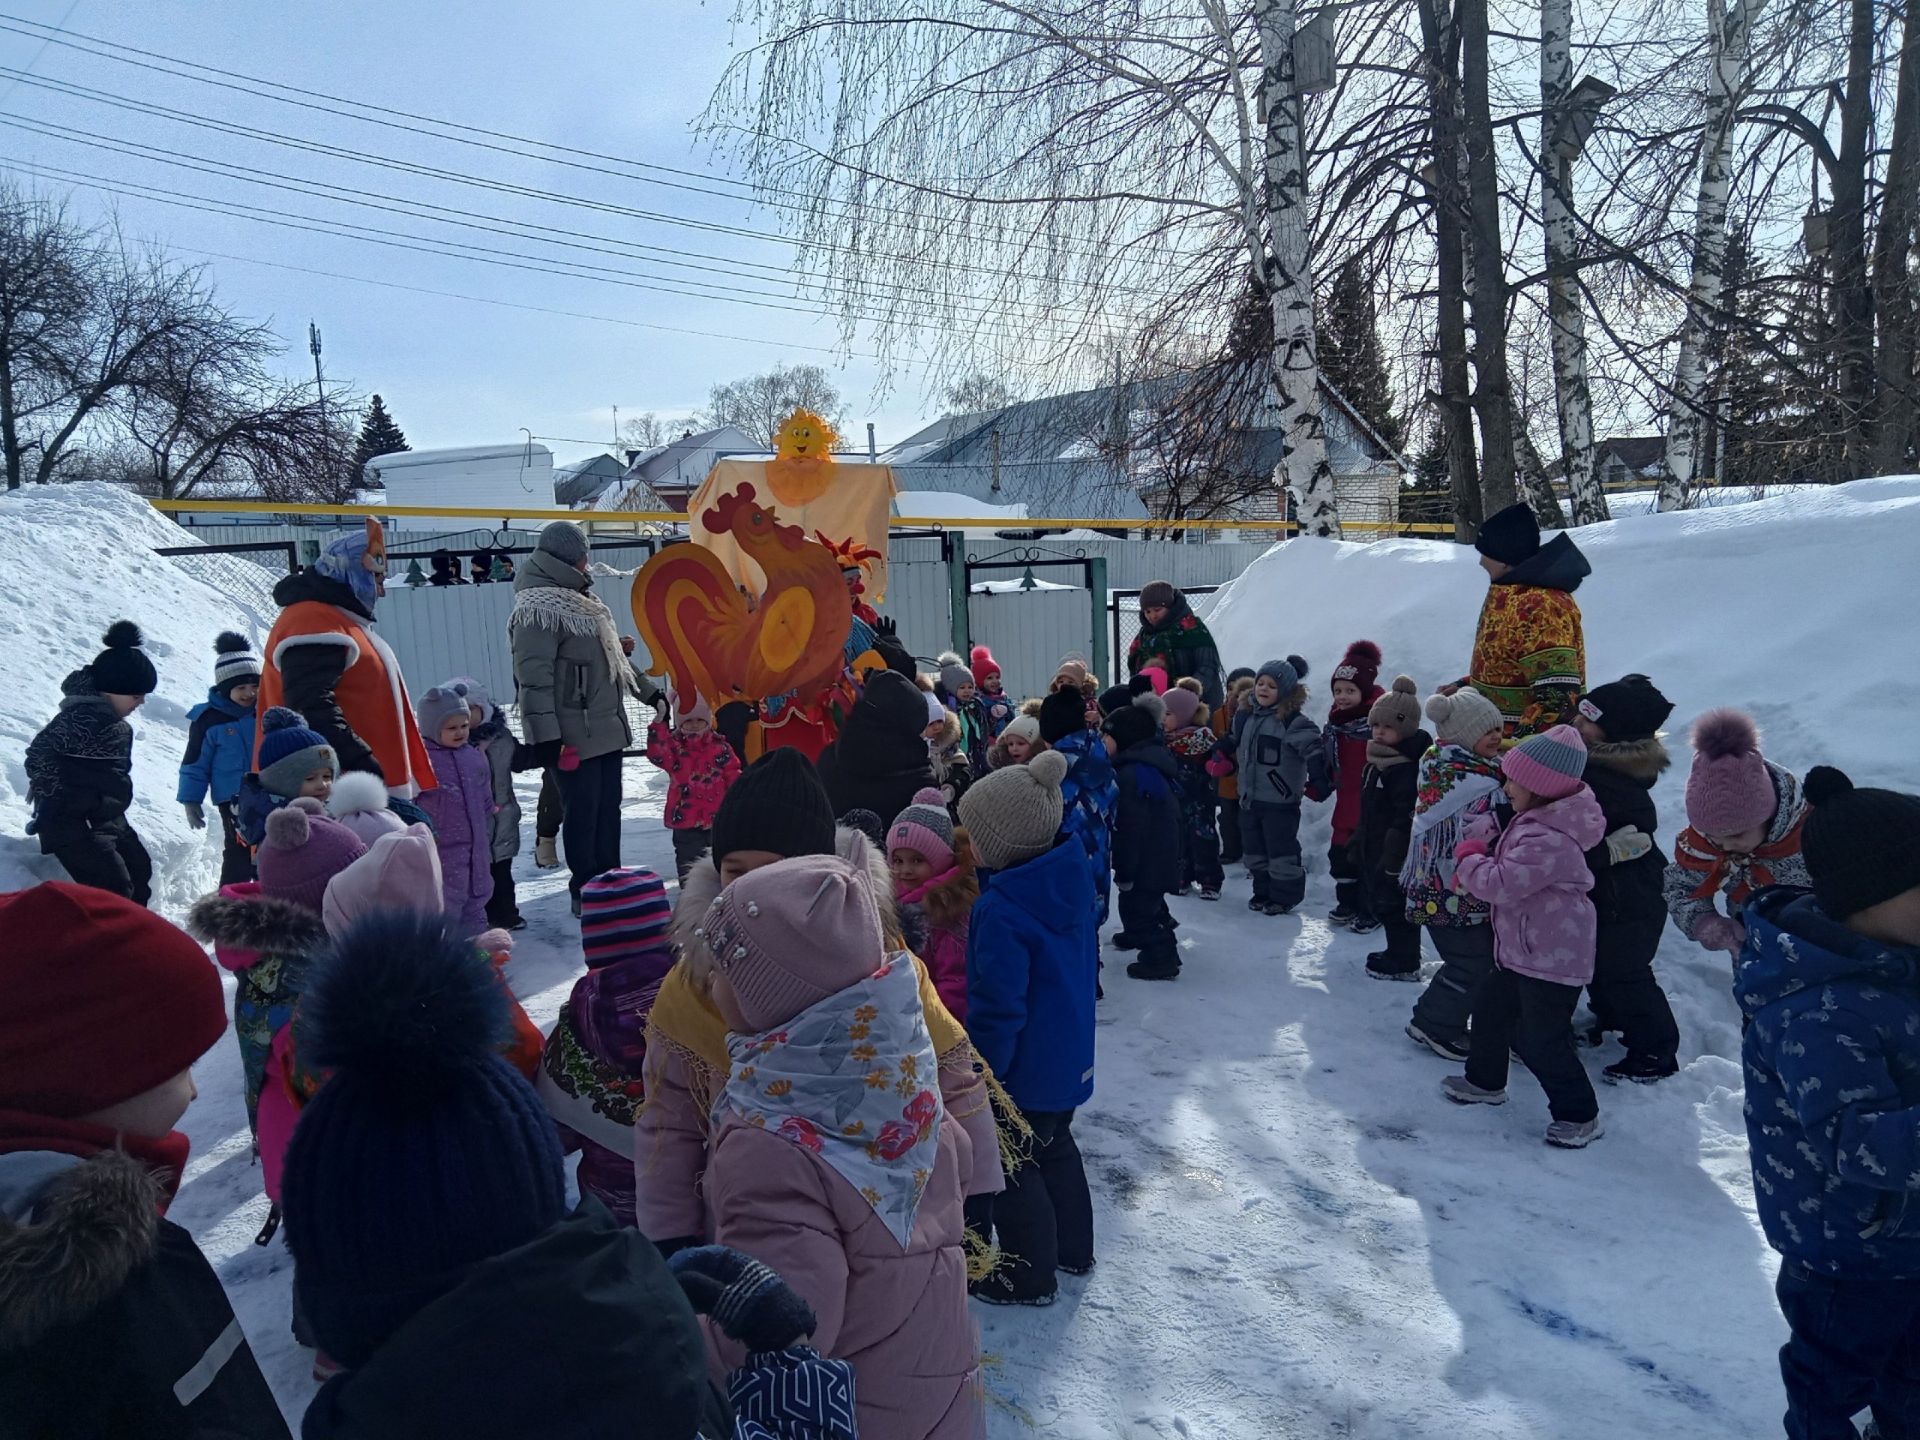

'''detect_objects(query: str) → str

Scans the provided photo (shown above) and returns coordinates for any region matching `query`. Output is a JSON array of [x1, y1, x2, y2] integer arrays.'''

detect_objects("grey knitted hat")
[[1424, 688, 1504, 748], [535, 520, 589, 566], [958, 749, 1069, 872], [415, 685, 473, 742], [937, 654, 974, 696]]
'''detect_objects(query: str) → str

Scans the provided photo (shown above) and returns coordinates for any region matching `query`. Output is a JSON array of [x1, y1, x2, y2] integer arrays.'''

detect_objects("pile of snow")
[[1564, 483, 1818, 521], [894, 490, 1031, 524], [0, 483, 275, 910]]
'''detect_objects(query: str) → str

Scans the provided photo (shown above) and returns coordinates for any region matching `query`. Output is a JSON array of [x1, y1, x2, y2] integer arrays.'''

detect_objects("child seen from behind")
[[1162, 680, 1224, 900], [1108, 695, 1184, 979]]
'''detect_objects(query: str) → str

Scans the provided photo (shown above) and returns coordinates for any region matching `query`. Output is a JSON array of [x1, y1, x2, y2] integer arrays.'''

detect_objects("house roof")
[[625, 425, 761, 493], [552, 452, 628, 505], [1597, 435, 1667, 472]]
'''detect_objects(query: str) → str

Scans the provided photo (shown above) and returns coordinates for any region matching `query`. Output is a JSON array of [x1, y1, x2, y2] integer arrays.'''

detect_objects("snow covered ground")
[[6, 477, 1920, 1435]]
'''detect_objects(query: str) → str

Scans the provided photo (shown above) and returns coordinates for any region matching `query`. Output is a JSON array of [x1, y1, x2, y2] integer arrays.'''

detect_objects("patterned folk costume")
[[1467, 531, 1591, 738]]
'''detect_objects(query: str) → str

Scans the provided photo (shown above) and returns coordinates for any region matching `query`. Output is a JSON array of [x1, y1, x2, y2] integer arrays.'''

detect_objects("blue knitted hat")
[[282, 910, 566, 1369], [257, 706, 337, 797]]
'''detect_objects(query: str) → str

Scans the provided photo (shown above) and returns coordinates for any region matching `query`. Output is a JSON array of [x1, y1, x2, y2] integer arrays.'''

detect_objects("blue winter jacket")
[[177, 690, 257, 807], [966, 840, 1099, 1114], [1737, 886, 1920, 1279], [1053, 729, 1117, 925]]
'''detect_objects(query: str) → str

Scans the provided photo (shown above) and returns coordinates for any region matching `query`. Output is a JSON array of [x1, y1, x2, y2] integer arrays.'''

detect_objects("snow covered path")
[[170, 759, 1787, 1438]]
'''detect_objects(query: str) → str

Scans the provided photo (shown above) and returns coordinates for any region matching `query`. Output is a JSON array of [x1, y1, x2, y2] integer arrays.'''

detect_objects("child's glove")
[[1204, 750, 1233, 779], [1453, 837, 1491, 863], [1603, 826, 1652, 865], [670, 1245, 817, 1352], [558, 744, 581, 773], [1694, 913, 1746, 955], [182, 802, 206, 830]]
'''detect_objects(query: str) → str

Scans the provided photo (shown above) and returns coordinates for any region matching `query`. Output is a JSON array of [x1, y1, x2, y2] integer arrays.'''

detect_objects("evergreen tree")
[[1316, 257, 1406, 455], [351, 395, 410, 483]]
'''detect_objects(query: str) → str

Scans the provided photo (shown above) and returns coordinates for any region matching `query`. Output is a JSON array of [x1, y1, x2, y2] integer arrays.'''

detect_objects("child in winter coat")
[[704, 847, 980, 1440], [1226, 655, 1329, 915], [1571, 675, 1682, 1083], [537, 867, 677, 1228], [972, 644, 1017, 739], [439, 677, 525, 929], [1663, 708, 1809, 967], [0, 883, 289, 1439], [936, 652, 990, 775], [415, 684, 495, 936], [279, 908, 858, 1440], [1107, 695, 1185, 981], [1735, 768, 1920, 1440], [1323, 641, 1384, 929], [24, 621, 156, 904], [987, 713, 1046, 770], [927, 706, 974, 816], [1353, 678, 1431, 981], [958, 752, 1098, 1306], [178, 630, 262, 885], [1212, 668, 1255, 865], [646, 690, 742, 882], [888, 789, 980, 1022], [1442, 726, 1608, 1148], [1163, 681, 1223, 899], [1403, 689, 1507, 1062], [325, 769, 408, 848], [1040, 687, 1117, 929], [238, 707, 340, 847]]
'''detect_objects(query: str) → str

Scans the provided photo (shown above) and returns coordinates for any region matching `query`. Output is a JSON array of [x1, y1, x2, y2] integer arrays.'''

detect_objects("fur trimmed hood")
[[185, 890, 329, 956], [1584, 735, 1671, 783], [0, 1149, 161, 1352]]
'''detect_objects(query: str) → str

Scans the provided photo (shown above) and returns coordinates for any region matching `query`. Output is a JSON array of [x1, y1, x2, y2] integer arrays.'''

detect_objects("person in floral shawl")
[[1127, 581, 1224, 708], [1456, 502, 1591, 740], [703, 842, 979, 1440]]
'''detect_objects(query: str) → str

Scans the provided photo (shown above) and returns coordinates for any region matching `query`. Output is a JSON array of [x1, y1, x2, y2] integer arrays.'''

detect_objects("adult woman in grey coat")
[[509, 522, 643, 910]]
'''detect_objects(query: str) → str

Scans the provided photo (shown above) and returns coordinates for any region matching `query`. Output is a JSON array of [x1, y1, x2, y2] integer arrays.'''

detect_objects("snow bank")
[[0, 483, 276, 910]]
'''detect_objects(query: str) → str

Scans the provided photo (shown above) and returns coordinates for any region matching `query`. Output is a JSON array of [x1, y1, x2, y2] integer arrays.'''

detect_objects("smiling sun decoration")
[[766, 407, 841, 505]]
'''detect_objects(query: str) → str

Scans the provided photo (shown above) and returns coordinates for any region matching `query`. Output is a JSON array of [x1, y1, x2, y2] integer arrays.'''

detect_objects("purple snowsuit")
[[418, 736, 494, 936]]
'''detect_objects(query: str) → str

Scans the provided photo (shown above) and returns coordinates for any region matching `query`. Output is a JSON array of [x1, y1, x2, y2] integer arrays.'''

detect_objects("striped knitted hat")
[[889, 788, 956, 872], [212, 631, 261, 694], [579, 867, 673, 970], [1501, 724, 1588, 801]]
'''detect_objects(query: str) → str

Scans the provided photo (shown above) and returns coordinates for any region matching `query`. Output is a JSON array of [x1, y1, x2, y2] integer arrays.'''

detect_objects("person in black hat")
[[1453, 502, 1592, 739], [814, 669, 938, 828], [1735, 767, 1920, 1440], [709, 746, 840, 884], [24, 621, 158, 903], [469, 549, 494, 584], [1570, 674, 1681, 1082]]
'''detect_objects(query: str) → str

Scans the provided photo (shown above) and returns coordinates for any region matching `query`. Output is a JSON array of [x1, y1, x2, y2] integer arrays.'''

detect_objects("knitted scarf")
[[1672, 814, 1809, 908], [720, 956, 943, 1247], [1365, 738, 1413, 770], [507, 583, 639, 701], [1399, 744, 1503, 897]]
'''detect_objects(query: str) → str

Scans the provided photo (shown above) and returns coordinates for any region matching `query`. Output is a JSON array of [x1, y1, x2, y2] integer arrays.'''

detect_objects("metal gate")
[[961, 545, 1108, 699]]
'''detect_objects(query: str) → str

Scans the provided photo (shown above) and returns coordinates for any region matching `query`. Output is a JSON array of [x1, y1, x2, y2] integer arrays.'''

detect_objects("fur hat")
[[1368, 676, 1423, 735], [1501, 725, 1588, 802], [88, 620, 157, 697], [969, 644, 1001, 687], [1104, 699, 1160, 752], [1578, 675, 1673, 744], [958, 750, 1069, 873], [1801, 766, 1920, 919], [1424, 689, 1503, 748], [258, 797, 370, 912], [1163, 686, 1204, 729], [888, 787, 956, 872], [1039, 688, 1087, 742], [322, 824, 442, 938], [1256, 654, 1310, 696], [707, 851, 884, 1033], [212, 630, 261, 695], [416, 685, 472, 742], [710, 748, 836, 865], [1474, 502, 1541, 566], [258, 706, 338, 799], [1685, 709, 1776, 836], [1333, 641, 1383, 696], [327, 770, 407, 847], [535, 520, 589, 565], [1138, 580, 1177, 611]]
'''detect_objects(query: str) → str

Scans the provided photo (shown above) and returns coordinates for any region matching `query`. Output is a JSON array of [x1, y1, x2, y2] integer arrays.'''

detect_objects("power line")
[[0, 0, 77, 105]]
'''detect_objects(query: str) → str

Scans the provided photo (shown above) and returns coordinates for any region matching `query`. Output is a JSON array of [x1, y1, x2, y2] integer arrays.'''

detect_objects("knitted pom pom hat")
[[1163, 686, 1203, 729], [1685, 709, 1776, 835], [1501, 725, 1588, 801], [888, 787, 957, 873], [1801, 766, 1920, 919], [327, 769, 407, 847], [937, 652, 974, 697], [1256, 654, 1310, 696], [258, 797, 369, 912], [1368, 676, 1423, 735], [1333, 640, 1383, 696], [1424, 688, 1504, 749], [89, 620, 158, 697], [706, 851, 885, 1033], [969, 644, 1002, 687], [958, 750, 1069, 873], [211, 630, 261, 695], [258, 706, 338, 799]]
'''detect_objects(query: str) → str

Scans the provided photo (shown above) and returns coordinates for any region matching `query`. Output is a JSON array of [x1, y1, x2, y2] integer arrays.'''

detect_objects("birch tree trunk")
[[1540, 0, 1608, 525], [1257, 0, 1341, 539], [1458, 0, 1519, 518], [1662, 0, 1762, 511]]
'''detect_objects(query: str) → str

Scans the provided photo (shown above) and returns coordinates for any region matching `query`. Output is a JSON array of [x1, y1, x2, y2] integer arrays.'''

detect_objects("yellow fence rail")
[[147, 498, 1460, 537]]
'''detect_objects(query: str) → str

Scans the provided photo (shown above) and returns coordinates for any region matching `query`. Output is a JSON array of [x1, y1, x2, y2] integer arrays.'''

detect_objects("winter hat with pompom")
[[257, 797, 369, 912], [211, 631, 261, 695], [88, 620, 157, 696], [1501, 724, 1588, 801], [959, 749, 1069, 873], [1256, 654, 1310, 697], [1039, 687, 1088, 742], [889, 787, 957, 873], [257, 706, 338, 798], [326, 769, 406, 847], [1163, 686, 1204, 729], [322, 824, 442, 939], [1424, 688, 1504, 748], [1799, 766, 1920, 919], [706, 851, 885, 1033], [416, 685, 472, 741], [1333, 640, 1383, 697], [969, 644, 1002, 687], [937, 652, 974, 697], [1685, 709, 1776, 836], [1368, 676, 1423, 735], [282, 909, 565, 1369]]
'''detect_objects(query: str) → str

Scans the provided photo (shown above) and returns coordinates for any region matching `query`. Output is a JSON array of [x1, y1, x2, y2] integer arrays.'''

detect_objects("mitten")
[[1694, 913, 1746, 955], [1453, 837, 1490, 863], [1603, 826, 1653, 865], [1204, 750, 1233, 779], [669, 1245, 817, 1352], [183, 802, 206, 830], [558, 744, 581, 773]]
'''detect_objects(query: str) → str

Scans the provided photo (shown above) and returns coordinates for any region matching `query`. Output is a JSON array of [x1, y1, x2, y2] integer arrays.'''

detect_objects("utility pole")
[[309, 322, 334, 496], [612, 405, 620, 448]]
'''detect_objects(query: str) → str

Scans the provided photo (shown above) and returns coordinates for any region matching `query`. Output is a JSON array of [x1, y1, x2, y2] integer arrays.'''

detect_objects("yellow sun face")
[[774, 408, 839, 462], [766, 407, 842, 504]]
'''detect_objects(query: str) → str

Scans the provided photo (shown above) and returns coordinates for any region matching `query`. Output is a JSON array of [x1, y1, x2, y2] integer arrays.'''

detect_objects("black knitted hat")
[[1104, 700, 1160, 752], [1802, 766, 1920, 919], [1474, 503, 1541, 566], [1038, 688, 1087, 743], [709, 747, 836, 865], [1577, 674, 1674, 743], [89, 621, 157, 696]]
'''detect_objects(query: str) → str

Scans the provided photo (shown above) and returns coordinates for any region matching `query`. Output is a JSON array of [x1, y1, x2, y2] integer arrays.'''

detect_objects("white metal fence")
[[966, 586, 1098, 699]]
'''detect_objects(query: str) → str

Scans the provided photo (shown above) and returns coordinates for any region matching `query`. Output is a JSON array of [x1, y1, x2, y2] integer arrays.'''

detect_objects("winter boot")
[[534, 835, 560, 869], [1366, 950, 1422, 981], [1126, 955, 1181, 981], [1406, 1021, 1470, 1062], [1602, 1053, 1679, 1085], [969, 1270, 1057, 1307], [1327, 903, 1357, 927], [1110, 931, 1141, 951], [1198, 886, 1220, 901], [1440, 1075, 1507, 1106], [1544, 1117, 1604, 1148], [1346, 913, 1382, 936]]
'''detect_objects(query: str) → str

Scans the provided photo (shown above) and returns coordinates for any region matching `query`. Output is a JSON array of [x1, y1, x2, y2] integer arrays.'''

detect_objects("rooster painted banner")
[[685, 456, 898, 603]]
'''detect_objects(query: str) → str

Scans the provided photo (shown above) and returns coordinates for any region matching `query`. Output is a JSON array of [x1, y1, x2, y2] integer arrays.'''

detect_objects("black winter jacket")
[[268, 569, 384, 779], [23, 669, 135, 841], [816, 671, 937, 825], [1112, 739, 1184, 895], [1352, 729, 1431, 876], [1581, 736, 1670, 926], [0, 1148, 290, 1440]]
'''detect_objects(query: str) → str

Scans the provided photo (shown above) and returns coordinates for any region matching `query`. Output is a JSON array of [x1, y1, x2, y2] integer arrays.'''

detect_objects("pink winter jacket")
[[705, 1107, 980, 1440], [1455, 786, 1607, 985], [645, 722, 741, 831]]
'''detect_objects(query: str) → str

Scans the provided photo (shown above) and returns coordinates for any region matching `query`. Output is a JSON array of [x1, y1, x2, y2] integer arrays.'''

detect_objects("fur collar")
[[1584, 736, 1671, 782], [185, 891, 329, 953], [0, 1150, 160, 1352]]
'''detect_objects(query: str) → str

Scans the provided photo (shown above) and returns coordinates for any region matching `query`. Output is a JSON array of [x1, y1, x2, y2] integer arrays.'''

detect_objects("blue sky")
[[0, 0, 943, 466]]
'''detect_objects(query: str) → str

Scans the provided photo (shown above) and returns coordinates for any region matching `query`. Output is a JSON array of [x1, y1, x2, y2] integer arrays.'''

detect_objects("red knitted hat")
[[0, 883, 227, 1118], [969, 644, 1001, 687]]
